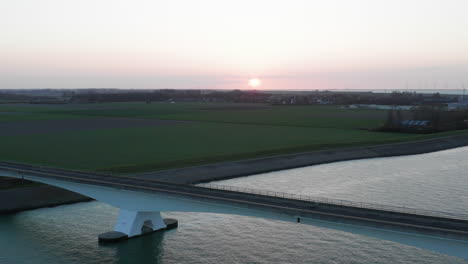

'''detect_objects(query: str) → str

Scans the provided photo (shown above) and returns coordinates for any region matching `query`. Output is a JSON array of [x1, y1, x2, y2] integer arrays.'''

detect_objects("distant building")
[[446, 97, 468, 110], [316, 99, 331, 104], [349, 104, 414, 110], [401, 120, 431, 127]]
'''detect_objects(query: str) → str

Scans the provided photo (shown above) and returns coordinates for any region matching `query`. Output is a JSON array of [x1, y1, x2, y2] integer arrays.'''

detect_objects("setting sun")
[[248, 78, 261, 88]]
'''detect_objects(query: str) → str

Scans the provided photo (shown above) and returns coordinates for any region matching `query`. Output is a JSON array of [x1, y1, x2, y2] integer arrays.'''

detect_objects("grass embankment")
[[1, 102, 467, 174]]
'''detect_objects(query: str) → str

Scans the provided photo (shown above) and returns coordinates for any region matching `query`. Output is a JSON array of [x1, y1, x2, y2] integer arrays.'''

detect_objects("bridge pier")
[[99, 209, 178, 242]]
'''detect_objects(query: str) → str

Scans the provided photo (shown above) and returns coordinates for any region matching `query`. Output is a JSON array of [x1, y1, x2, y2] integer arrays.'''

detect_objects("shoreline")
[[2, 132, 468, 214], [138, 133, 468, 184]]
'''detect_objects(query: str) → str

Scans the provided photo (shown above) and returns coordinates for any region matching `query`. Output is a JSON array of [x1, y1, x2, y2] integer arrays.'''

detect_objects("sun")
[[248, 78, 261, 88]]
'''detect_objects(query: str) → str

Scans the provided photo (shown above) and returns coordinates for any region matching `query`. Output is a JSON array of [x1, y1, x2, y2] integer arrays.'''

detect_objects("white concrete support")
[[114, 209, 166, 237]]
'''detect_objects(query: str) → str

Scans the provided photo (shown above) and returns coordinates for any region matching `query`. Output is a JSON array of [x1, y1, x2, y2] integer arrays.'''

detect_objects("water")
[[1, 147, 468, 263], [218, 146, 468, 214]]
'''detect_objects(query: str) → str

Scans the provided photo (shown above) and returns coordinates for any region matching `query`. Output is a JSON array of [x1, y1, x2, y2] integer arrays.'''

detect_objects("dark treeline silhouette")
[[270, 91, 448, 105], [0, 92, 36, 100], [0, 92, 60, 103], [0, 89, 459, 106], [69, 89, 272, 104]]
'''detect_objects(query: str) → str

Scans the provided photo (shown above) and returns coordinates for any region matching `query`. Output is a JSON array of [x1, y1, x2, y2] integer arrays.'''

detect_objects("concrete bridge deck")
[[1, 161, 468, 241]]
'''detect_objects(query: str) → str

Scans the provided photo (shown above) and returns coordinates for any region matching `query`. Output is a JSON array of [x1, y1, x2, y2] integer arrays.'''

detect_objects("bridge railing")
[[197, 183, 468, 220]]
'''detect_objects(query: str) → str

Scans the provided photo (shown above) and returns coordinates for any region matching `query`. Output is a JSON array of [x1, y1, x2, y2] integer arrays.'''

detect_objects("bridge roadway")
[[2, 161, 468, 242]]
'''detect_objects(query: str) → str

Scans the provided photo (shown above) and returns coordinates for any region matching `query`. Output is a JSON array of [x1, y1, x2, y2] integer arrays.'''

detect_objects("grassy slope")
[[1, 102, 466, 173]]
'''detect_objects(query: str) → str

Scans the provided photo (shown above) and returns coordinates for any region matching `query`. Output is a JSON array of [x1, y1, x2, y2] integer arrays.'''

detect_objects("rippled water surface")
[[218, 146, 468, 214], [1, 147, 468, 264]]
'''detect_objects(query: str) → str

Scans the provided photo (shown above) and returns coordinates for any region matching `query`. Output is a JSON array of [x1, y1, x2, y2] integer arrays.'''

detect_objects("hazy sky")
[[1, 0, 468, 90]]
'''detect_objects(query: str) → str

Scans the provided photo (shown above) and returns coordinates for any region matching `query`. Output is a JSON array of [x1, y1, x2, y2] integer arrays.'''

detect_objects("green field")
[[1, 102, 466, 174]]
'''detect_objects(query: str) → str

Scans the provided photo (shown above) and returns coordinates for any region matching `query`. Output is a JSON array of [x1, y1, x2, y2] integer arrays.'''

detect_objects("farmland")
[[1, 102, 466, 174]]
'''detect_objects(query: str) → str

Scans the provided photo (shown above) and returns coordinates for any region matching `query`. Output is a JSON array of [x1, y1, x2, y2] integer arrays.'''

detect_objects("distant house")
[[316, 99, 331, 104], [446, 100, 468, 110], [401, 120, 431, 127]]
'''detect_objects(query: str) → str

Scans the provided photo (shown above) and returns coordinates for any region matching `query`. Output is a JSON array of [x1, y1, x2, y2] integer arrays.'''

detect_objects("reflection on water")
[[216, 146, 468, 214], [0, 202, 467, 264], [1, 147, 468, 263]]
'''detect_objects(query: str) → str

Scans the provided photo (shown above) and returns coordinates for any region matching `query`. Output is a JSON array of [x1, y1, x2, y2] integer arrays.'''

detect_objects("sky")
[[1, 0, 468, 90]]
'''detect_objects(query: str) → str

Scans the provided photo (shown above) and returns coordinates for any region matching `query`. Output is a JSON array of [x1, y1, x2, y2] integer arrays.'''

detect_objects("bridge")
[[1, 161, 468, 260]]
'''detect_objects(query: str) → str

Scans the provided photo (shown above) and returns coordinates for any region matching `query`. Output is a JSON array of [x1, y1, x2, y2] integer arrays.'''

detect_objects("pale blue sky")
[[1, 0, 467, 90]]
